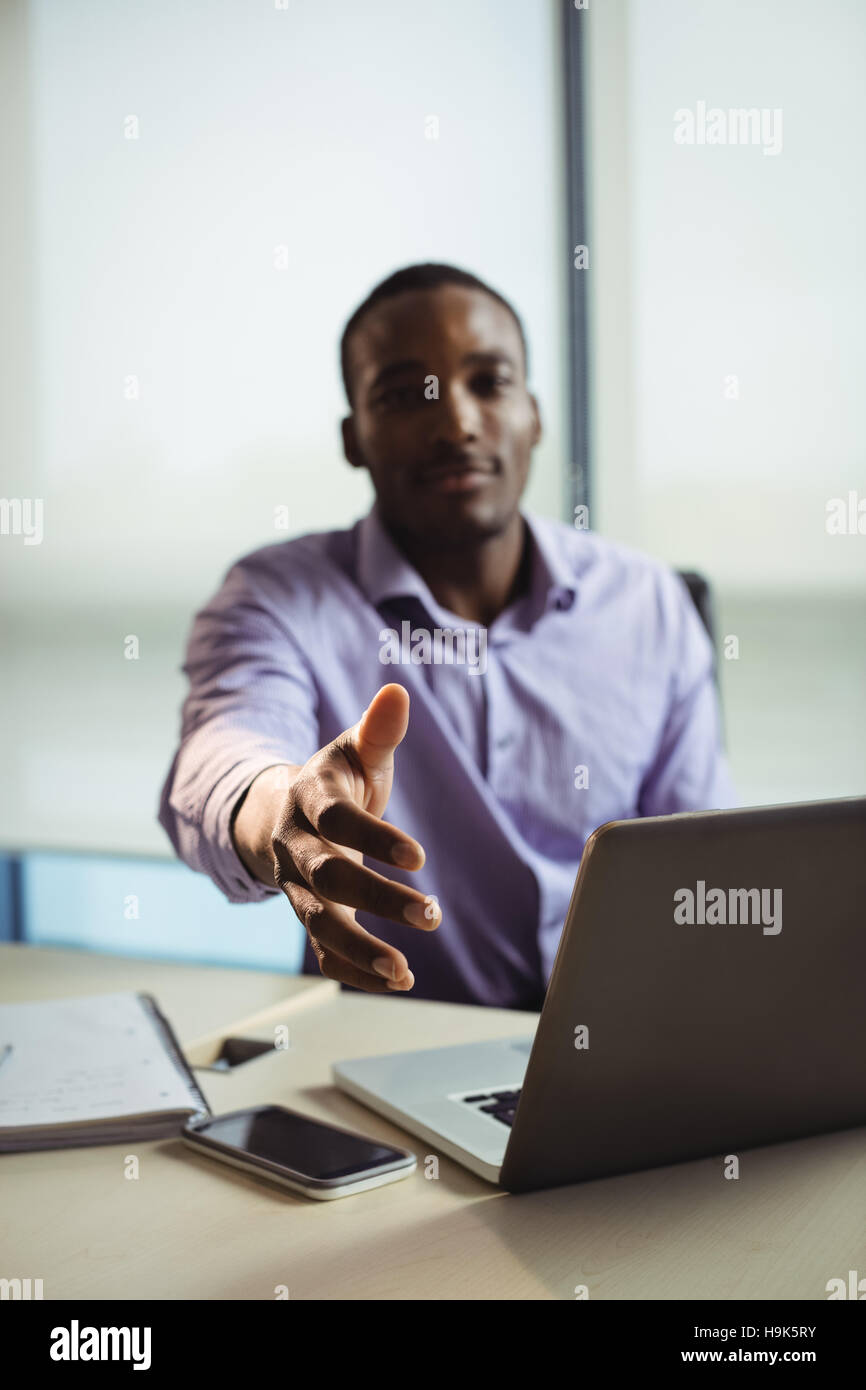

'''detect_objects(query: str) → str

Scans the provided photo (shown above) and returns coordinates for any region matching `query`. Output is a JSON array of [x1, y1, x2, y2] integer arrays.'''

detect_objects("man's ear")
[[341, 415, 365, 470], [529, 393, 542, 448]]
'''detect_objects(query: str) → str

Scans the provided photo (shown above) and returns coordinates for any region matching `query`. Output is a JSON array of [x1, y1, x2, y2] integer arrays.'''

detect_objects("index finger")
[[294, 785, 426, 871]]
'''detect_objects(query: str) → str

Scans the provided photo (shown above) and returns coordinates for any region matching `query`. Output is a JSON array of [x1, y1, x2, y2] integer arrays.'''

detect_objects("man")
[[159, 262, 735, 1009]]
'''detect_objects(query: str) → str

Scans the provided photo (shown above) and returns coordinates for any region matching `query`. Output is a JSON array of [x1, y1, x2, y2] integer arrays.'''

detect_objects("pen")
[[0, 1044, 13, 1071]]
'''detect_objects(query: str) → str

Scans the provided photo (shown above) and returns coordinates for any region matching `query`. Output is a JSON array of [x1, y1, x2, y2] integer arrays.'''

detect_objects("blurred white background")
[[1, 0, 863, 862], [592, 0, 865, 590]]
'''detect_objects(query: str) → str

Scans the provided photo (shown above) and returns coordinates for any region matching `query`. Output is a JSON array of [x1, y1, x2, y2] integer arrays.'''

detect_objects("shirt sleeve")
[[158, 553, 320, 903], [638, 571, 737, 816]]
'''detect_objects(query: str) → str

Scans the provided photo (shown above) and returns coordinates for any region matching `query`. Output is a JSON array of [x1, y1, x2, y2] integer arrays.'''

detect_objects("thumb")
[[352, 683, 410, 798]]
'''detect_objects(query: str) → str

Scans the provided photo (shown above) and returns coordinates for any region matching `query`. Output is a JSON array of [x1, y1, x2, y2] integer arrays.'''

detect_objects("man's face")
[[342, 285, 541, 548]]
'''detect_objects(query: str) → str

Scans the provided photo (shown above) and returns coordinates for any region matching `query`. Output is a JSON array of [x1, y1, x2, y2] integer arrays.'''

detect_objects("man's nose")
[[430, 382, 481, 443]]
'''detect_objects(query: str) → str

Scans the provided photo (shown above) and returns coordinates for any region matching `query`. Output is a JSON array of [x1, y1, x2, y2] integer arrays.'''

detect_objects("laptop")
[[333, 796, 866, 1192]]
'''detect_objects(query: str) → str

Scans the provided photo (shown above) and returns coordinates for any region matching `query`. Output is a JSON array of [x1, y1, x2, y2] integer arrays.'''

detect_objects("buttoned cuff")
[[201, 755, 291, 904]]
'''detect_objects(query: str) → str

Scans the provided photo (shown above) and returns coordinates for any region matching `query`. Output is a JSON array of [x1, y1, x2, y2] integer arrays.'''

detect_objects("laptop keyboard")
[[461, 1088, 522, 1127]]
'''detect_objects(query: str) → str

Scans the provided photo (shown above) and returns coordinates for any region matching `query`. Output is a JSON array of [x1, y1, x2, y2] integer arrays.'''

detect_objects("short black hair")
[[339, 262, 529, 409]]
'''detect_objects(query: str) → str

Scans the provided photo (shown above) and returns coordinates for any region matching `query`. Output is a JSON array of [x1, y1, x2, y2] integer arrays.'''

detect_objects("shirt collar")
[[356, 500, 436, 611], [522, 509, 580, 615], [356, 500, 579, 625]]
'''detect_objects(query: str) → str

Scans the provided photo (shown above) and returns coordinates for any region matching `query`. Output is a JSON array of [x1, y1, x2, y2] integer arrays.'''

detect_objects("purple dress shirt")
[[159, 502, 736, 1008]]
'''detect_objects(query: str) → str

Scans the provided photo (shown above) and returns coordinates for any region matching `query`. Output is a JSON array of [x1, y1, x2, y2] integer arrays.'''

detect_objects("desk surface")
[[2, 944, 863, 1300]]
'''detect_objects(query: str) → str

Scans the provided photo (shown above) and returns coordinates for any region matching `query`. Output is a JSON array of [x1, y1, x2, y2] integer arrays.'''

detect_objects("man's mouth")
[[418, 461, 496, 494]]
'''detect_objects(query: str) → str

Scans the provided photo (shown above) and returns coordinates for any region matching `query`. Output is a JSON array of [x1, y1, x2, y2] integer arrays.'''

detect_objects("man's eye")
[[474, 373, 512, 395], [378, 385, 426, 409]]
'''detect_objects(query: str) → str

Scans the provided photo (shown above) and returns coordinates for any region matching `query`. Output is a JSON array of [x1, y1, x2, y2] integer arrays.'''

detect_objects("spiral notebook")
[[0, 991, 211, 1152]]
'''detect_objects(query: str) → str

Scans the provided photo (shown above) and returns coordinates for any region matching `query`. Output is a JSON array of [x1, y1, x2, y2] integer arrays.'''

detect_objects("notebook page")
[[0, 992, 201, 1130]]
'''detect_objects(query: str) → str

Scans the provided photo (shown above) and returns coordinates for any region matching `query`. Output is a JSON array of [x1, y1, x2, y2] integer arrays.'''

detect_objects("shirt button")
[[496, 733, 515, 749]]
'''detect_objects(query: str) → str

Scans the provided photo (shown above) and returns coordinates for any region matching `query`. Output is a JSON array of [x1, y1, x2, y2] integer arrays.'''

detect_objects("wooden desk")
[[1, 944, 863, 1300]]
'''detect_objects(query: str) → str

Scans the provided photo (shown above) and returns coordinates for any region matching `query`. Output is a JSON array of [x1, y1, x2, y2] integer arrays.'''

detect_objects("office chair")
[[677, 569, 726, 744]]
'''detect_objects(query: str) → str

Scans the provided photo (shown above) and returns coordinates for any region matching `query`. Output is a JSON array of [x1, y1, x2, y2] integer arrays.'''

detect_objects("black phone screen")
[[194, 1107, 406, 1181]]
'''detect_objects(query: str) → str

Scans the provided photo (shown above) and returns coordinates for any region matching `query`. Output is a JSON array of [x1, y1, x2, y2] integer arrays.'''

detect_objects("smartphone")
[[182, 1104, 416, 1200]]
